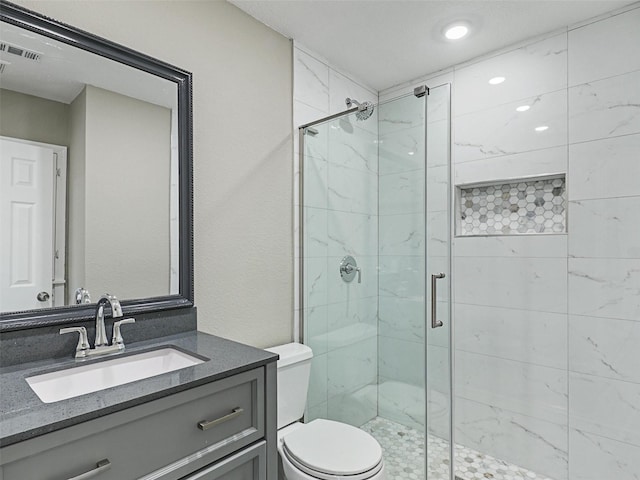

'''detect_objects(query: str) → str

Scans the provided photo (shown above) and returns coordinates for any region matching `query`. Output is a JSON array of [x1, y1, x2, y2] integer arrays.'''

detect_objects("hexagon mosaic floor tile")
[[361, 417, 556, 480], [458, 176, 566, 236]]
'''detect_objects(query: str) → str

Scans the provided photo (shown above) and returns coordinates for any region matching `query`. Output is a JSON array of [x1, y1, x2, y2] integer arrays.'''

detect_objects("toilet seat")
[[281, 419, 383, 480]]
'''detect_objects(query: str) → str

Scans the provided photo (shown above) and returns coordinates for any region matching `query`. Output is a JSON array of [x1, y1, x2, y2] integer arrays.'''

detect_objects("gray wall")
[[0, 88, 69, 146], [15, 0, 294, 347], [69, 85, 172, 301]]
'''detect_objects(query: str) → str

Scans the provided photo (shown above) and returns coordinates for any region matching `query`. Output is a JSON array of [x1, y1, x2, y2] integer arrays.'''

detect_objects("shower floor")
[[361, 417, 555, 480]]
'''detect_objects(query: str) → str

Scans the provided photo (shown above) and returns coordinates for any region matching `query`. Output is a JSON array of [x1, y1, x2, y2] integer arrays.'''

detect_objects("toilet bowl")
[[265, 343, 385, 480], [278, 420, 384, 480]]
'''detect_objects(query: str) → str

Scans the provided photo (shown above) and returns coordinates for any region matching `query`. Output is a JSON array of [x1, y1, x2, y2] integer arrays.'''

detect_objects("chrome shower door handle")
[[431, 273, 446, 328]]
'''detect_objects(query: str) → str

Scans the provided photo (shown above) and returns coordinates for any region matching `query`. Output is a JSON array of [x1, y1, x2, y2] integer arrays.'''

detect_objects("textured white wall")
[[15, 0, 294, 347]]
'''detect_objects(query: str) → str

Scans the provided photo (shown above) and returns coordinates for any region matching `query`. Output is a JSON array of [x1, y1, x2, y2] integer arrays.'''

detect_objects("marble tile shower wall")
[[292, 44, 380, 426], [451, 7, 640, 480]]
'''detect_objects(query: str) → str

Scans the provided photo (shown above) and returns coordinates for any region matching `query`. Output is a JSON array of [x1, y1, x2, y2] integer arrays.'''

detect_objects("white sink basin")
[[26, 347, 205, 403]]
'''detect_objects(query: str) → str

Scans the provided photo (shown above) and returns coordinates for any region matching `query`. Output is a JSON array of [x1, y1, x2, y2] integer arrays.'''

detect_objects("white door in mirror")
[[26, 347, 204, 403], [0, 138, 55, 311]]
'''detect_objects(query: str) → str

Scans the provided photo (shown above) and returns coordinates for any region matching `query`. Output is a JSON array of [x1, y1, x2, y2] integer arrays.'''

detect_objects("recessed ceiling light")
[[535, 125, 549, 132], [488, 76, 506, 85], [516, 105, 530, 112], [445, 24, 468, 40]]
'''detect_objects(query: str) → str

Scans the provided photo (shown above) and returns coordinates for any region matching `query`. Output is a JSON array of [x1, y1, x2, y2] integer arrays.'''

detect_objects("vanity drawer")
[[0, 368, 264, 480], [181, 441, 266, 480]]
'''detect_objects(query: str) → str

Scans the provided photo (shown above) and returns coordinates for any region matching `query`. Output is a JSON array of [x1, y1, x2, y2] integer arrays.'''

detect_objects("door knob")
[[37, 291, 50, 302]]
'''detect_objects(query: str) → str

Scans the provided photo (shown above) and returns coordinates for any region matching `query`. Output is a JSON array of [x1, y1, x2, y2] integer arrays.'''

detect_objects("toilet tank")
[[265, 343, 313, 429]]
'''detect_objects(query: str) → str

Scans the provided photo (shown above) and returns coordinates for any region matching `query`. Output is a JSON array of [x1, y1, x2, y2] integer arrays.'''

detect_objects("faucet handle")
[[112, 318, 135, 348], [60, 326, 90, 358]]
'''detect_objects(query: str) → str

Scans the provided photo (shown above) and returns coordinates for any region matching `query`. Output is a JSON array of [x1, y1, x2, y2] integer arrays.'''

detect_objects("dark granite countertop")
[[0, 331, 278, 447]]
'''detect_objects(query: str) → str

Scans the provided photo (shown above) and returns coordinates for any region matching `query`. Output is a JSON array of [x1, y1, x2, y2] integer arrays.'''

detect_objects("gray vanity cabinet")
[[0, 365, 276, 480]]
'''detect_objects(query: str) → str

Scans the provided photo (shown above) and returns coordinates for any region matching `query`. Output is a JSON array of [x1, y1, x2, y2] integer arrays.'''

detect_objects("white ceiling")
[[0, 22, 176, 109], [230, 0, 634, 91]]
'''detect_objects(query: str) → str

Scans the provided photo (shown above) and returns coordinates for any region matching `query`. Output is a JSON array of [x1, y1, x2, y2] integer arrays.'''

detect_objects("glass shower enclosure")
[[298, 84, 453, 479]]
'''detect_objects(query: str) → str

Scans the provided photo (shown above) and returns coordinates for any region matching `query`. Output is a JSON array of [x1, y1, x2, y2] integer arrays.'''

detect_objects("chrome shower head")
[[345, 97, 375, 121]]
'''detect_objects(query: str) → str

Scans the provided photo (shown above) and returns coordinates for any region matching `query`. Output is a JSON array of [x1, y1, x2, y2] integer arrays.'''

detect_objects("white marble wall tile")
[[455, 397, 568, 480], [304, 256, 328, 308], [305, 304, 328, 356], [378, 94, 425, 135], [568, 258, 640, 321], [302, 156, 328, 209], [327, 255, 378, 302], [327, 383, 377, 428], [426, 119, 449, 169], [455, 303, 567, 369], [569, 429, 640, 480], [454, 145, 567, 186], [569, 373, 640, 446], [327, 337, 377, 396], [454, 34, 567, 117], [569, 197, 640, 259], [426, 386, 449, 439], [327, 210, 377, 257], [378, 255, 425, 299], [328, 69, 377, 114], [379, 169, 424, 216], [456, 350, 568, 424], [568, 70, 640, 144], [378, 336, 425, 387], [305, 401, 328, 423], [303, 207, 328, 257], [378, 297, 424, 342], [378, 377, 426, 430], [426, 210, 449, 259], [307, 352, 328, 408], [426, 344, 450, 396], [454, 89, 567, 164], [326, 299, 377, 351], [379, 213, 425, 255], [295, 101, 329, 155], [568, 7, 640, 87], [569, 315, 640, 383], [327, 163, 377, 215], [568, 134, 640, 201], [427, 85, 451, 124], [328, 123, 378, 174], [293, 48, 329, 112], [455, 257, 568, 313], [454, 233, 567, 258], [426, 165, 449, 213], [378, 126, 425, 175], [301, 121, 329, 162]]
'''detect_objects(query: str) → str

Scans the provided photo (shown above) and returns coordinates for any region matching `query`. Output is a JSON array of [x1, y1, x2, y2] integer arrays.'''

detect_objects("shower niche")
[[456, 174, 567, 236]]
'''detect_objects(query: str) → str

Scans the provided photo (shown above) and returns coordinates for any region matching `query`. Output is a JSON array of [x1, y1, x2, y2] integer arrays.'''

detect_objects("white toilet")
[[265, 343, 385, 480]]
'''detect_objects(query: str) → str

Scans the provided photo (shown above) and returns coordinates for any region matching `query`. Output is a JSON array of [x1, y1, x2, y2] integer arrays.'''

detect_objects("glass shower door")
[[300, 85, 452, 479], [377, 85, 453, 479], [425, 84, 453, 480]]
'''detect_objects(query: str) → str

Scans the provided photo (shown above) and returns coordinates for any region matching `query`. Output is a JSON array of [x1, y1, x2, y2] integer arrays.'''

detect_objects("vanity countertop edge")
[[0, 331, 278, 447]]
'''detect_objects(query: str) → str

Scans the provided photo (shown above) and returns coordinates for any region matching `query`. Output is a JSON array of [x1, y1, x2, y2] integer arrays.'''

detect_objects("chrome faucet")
[[95, 294, 122, 347], [60, 293, 135, 359], [74, 287, 92, 304]]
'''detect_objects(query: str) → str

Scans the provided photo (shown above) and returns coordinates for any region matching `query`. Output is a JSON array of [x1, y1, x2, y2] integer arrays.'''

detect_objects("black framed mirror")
[[0, 1, 193, 331]]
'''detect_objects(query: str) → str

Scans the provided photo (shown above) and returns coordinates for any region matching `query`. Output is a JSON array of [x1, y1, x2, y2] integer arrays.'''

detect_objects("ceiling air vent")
[[0, 42, 41, 62]]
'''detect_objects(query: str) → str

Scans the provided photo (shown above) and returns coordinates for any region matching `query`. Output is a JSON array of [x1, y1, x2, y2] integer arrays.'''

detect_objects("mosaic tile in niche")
[[458, 176, 566, 235]]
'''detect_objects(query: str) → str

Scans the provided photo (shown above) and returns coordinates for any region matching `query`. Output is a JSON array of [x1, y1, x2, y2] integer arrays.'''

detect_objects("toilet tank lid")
[[265, 343, 313, 368]]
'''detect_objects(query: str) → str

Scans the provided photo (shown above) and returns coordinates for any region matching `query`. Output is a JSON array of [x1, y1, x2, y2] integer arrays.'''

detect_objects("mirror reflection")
[[0, 20, 179, 313]]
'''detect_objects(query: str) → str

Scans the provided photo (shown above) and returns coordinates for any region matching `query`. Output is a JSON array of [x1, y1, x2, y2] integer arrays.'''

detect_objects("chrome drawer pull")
[[67, 459, 111, 480], [198, 407, 244, 431]]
